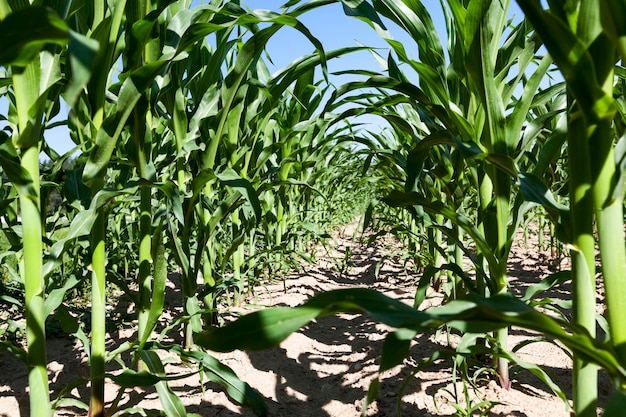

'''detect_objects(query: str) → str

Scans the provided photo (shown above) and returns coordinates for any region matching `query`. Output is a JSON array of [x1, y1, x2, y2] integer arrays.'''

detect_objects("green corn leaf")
[[196, 288, 626, 384], [601, 1, 626, 60], [52, 305, 80, 335], [485, 153, 518, 178], [62, 166, 91, 208], [43, 276, 80, 317], [108, 370, 165, 388], [361, 200, 376, 234], [518, 172, 571, 243], [185, 296, 203, 333], [502, 349, 568, 405], [380, 328, 418, 372], [217, 168, 262, 223], [52, 397, 89, 413], [517, 109, 565, 166], [190, 170, 217, 200], [42, 210, 93, 279], [507, 54, 554, 151], [382, 190, 499, 269], [269, 46, 368, 100], [170, 346, 268, 416], [202, 26, 279, 171], [342, 0, 389, 39], [516, 0, 615, 122], [0, 6, 68, 67], [0, 341, 27, 364], [414, 262, 478, 307], [259, 178, 324, 199], [107, 367, 199, 388], [79, 1, 127, 114], [65, 30, 100, 107], [604, 389, 626, 417], [43, 185, 140, 279], [521, 271, 571, 303], [221, 233, 246, 270], [0, 293, 21, 308], [138, 222, 168, 348], [375, 0, 445, 70], [140, 350, 188, 417], [83, 59, 170, 186], [195, 305, 323, 352], [0, 131, 34, 197], [204, 194, 243, 236], [413, 265, 438, 308], [167, 215, 189, 277], [613, 131, 626, 201], [125, 2, 176, 67], [363, 376, 381, 417]]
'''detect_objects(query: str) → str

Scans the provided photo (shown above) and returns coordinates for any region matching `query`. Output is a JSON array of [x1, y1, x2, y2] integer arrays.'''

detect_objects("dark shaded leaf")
[[0, 7, 68, 67]]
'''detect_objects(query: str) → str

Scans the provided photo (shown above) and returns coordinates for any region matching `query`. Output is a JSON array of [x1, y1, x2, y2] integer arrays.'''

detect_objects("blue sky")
[[241, 1, 524, 75], [243, 0, 445, 76]]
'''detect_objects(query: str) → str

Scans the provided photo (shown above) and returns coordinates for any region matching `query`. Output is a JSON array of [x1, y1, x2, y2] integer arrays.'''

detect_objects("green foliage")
[[0, 1, 373, 415], [1, 1, 625, 416]]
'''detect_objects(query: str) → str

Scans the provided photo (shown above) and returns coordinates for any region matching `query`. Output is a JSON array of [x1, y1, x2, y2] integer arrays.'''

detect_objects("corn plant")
[[7, 1, 626, 417], [514, 1, 626, 415], [0, 5, 74, 416], [149, 2, 339, 345], [194, 1, 626, 416], [0, 1, 359, 415], [320, 0, 564, 389]]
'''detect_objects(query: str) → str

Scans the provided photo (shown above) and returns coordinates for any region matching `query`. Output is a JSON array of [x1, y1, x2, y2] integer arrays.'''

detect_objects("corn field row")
[[0, 1, 625, 416]]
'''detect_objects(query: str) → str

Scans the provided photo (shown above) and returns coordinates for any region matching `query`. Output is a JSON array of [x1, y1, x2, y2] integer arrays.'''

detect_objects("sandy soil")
[[0, 223, 612, 416]]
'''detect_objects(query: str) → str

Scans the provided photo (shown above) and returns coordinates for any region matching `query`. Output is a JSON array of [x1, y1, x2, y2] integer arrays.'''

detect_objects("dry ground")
[[0, 223, 612, 416]]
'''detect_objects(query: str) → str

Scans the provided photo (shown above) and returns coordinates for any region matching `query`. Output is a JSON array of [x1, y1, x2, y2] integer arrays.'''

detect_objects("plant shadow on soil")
[[0, 226, 614, 416]]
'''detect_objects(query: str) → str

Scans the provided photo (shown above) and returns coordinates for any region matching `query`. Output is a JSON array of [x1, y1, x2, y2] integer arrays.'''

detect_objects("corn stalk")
[[0, 6, 71, 416], [515, 1, 626, 415]]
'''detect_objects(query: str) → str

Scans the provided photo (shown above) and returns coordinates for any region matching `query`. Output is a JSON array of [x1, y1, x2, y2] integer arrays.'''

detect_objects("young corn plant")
[[323, 0, 559, 389], [82, 4, 291, 414], [197, 1, 626, 415], [515, 1, 626, 415], [0, 5, 73, 416], [0, 1, 324, 414], [10, 2, 626, 417], [67, 2, 147, 414], [158, 1, 363, 340], [0, 1, 365, 416]]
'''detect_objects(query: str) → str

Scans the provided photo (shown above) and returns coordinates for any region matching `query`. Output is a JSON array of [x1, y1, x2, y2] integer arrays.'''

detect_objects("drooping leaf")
[[108, 370, 165, 388], [518, 172, 571, 243], [140, 350, 188, 417], [380, 328, 417, 372], [170, 346, 268, 416], [0, 131, 34, 197], [196, 288, 626, 384], [83, 60, 170, 186], [0, 7, 68, 67], [65, 30, 100, 106], [216, 168, 262, 223]]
